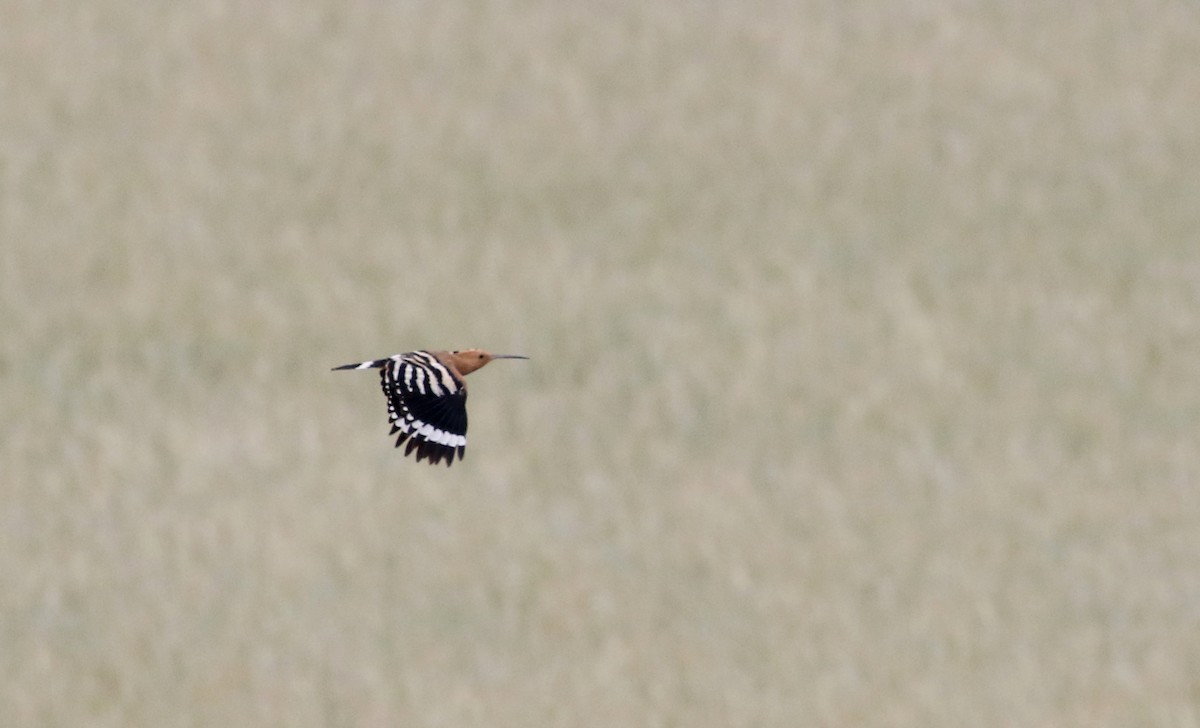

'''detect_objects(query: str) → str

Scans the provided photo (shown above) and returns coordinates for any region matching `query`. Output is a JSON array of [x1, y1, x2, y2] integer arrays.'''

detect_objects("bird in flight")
[[333, 349, 528, 466]]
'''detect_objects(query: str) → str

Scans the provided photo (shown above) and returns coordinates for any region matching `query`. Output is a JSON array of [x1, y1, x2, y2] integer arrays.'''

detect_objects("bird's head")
[[448, 349, 529, 376]]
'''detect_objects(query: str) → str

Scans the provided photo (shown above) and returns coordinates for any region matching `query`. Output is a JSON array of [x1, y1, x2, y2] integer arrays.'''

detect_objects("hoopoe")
[[333, 349, 528, 466]]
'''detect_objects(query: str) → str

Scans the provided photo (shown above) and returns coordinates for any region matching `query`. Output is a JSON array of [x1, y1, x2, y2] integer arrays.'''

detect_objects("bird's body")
[[333, 349, 527, 466]]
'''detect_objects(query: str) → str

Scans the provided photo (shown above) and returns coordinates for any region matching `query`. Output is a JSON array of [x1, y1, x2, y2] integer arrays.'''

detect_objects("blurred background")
[[2, 1, 1199, 725]]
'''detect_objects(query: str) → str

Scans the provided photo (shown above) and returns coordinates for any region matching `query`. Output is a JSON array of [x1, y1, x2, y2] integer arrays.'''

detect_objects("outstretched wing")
[[378, 352, 468, 466]]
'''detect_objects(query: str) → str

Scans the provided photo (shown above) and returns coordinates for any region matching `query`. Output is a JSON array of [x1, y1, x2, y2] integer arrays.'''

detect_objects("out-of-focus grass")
[[2, 1, 1199, 726]]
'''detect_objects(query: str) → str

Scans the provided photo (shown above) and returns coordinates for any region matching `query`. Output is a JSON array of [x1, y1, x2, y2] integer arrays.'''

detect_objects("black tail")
[[331, 358, 390, 371]]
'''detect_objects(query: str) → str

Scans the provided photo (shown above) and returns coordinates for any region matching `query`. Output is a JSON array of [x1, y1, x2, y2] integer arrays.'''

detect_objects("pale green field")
[[3, 1, 1199, 726]]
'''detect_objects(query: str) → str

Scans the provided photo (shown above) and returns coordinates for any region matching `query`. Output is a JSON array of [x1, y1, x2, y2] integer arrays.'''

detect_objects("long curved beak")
[[491, 354, 529, 360]]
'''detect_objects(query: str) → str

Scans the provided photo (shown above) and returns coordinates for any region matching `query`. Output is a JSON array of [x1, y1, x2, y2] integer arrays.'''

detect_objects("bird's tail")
[[331, 357, 391, 372]]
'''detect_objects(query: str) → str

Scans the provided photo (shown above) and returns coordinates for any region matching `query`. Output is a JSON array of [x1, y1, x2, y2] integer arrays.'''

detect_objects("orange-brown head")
[[441, 349, 529, 377]]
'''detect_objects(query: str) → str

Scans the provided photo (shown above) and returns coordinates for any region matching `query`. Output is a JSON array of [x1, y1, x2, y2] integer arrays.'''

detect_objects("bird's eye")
[[452, 350, 459, 354], [478, 353, 485, 359]]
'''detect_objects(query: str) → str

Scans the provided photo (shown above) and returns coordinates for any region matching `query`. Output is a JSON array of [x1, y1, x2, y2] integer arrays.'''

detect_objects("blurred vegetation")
[[2, 1, 1199, 725]]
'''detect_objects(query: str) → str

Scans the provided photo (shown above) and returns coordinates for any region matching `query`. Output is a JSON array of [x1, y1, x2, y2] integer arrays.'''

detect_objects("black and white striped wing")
[[381, 353, 468, 466], [336, 351, 468, 466]]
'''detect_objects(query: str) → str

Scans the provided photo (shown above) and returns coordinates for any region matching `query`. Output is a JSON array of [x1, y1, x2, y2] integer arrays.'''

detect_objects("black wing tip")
[[392, 434, 459, 467]]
